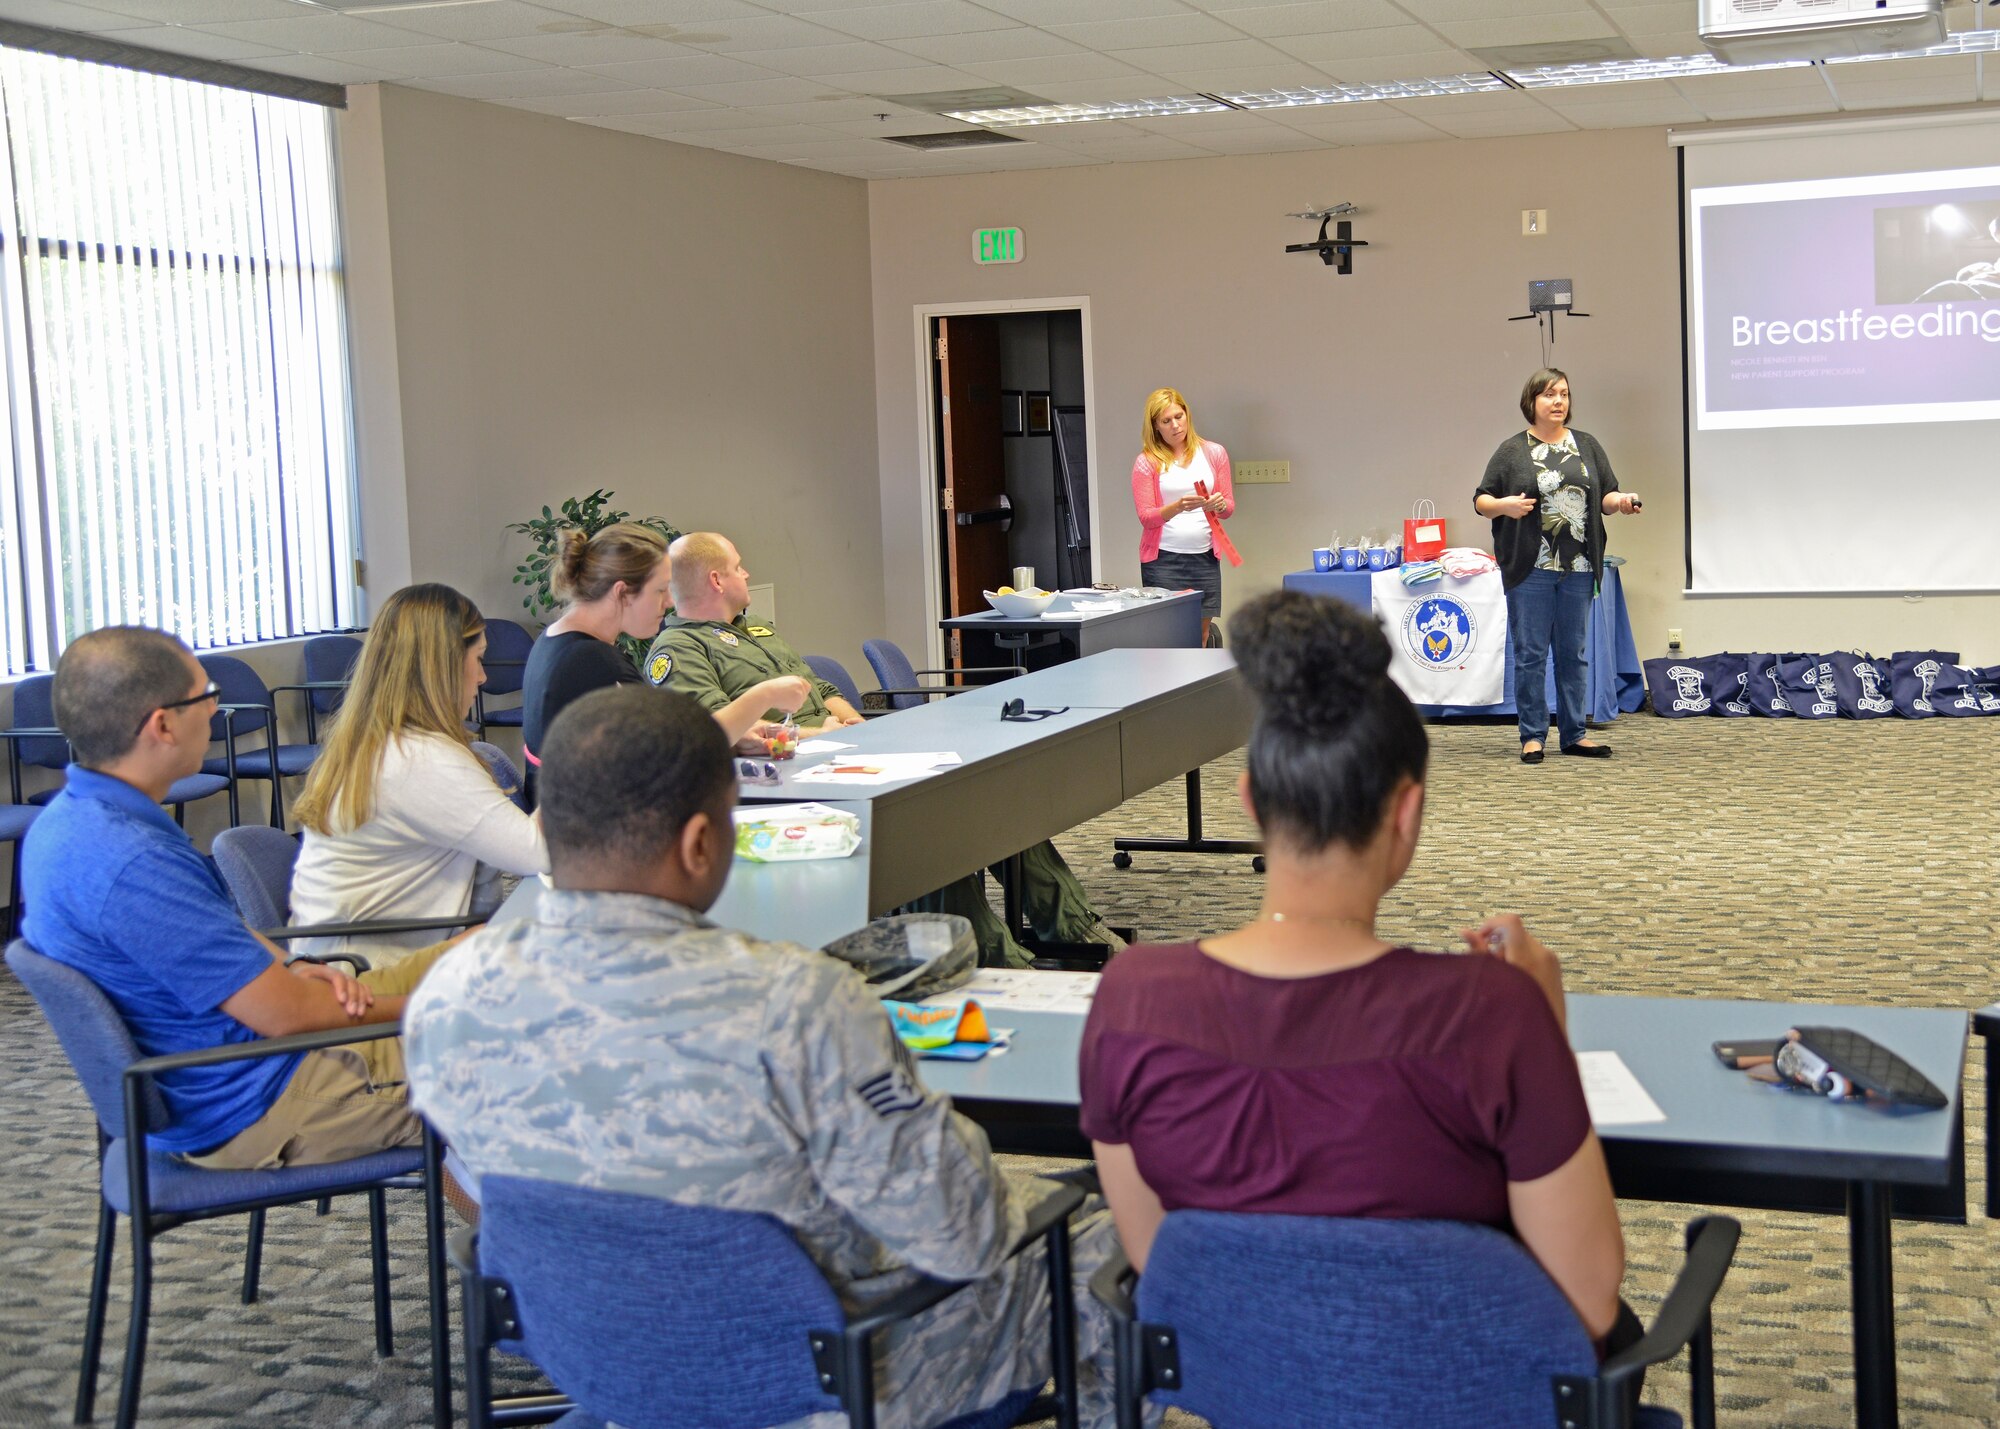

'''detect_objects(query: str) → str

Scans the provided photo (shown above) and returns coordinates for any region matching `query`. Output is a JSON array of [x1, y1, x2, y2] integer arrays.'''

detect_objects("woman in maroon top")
[[1079, 589, 1627, 1345]]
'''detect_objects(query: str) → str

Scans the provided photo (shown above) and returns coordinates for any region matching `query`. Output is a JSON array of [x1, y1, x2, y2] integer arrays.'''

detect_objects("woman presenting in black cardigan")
[[1474, 369, 1641, 765]]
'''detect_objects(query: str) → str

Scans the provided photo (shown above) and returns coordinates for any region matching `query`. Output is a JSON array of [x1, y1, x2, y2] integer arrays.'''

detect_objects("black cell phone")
[[1712, 1037, 1781, 1069]]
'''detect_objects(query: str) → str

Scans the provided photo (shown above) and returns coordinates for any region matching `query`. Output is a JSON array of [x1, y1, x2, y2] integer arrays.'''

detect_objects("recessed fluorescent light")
[[1822, 28, 2000, 63], [944, 95, 1227, 126], [1504, 53, 1809, 87], [1222, 73, 1509, 108]]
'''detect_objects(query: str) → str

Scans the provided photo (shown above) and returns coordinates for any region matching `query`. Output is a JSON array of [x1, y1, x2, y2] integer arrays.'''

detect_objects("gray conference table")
[[739, 649, 1254, 928], [941, 589, 1201, 671], [922, 990, 1967, 1429]]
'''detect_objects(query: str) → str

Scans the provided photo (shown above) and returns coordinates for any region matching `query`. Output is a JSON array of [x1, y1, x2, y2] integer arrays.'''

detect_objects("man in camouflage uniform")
[[647, 532, 1123, 968], [405, 687, 1131, 1429]]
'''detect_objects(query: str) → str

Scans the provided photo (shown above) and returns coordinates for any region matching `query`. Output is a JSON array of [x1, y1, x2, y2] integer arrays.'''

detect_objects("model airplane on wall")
[[1285, 202, 1368, 274]]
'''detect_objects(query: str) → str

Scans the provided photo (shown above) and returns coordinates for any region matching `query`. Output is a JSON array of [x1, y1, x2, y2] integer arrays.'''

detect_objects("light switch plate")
[[1235, 460, 1290, 484], [1522, 209, 1548, 235]]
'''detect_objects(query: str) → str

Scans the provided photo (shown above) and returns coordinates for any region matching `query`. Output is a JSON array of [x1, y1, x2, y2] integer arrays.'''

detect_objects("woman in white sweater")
[[288, 584, 546, 968]]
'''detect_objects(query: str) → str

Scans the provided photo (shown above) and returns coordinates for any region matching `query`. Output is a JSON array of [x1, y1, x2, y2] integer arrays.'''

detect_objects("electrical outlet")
[[1667, 627, 1683, 651], [1522, 209, 1548, 236], [1235, 460, 1290, 484]]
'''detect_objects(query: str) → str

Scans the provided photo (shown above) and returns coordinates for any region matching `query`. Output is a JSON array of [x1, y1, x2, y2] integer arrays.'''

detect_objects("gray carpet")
[[2, 712, 1996, 1426]]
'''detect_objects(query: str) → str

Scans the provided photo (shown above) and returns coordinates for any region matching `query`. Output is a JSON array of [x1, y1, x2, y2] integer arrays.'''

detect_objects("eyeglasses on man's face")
[[137, 683, 219, 735]]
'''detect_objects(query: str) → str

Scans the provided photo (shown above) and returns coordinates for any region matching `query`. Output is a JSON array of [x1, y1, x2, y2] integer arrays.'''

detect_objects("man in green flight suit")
[[648, 532, 1123, 967]]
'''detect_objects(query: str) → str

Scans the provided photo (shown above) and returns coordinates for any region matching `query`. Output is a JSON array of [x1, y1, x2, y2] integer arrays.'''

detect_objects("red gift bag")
[[1403, 499, 1446, 562]]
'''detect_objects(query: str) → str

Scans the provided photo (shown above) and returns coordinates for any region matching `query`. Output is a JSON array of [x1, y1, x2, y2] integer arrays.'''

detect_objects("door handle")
[[955, 494, 1012, 531]]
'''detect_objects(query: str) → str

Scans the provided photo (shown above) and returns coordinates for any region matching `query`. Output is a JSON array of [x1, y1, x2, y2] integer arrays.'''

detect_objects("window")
[[0, 45, 357, 677]]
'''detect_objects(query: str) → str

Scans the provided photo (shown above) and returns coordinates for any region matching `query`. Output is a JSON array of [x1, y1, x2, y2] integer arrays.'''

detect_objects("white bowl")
[[984, 588, 1057, 618]]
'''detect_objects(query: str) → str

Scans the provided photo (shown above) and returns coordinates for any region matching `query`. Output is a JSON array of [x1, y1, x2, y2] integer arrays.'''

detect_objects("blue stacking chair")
[[199, 655, 322, 828], [1092, 1210, 1738, 1429], [474, 618, 534, 739], [452, 1173, 1085, 1429], [4, 940, 452, 1429], [0, 763, 36, 940], [298, 633, 364, 743], [4, 674, 230, 828], [860, 639, 1023, 712], [803, 653, 863, 708]]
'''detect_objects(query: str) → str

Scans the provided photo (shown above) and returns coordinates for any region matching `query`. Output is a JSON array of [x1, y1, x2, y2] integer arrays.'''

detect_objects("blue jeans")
[[1506, 569, 1592, 747]]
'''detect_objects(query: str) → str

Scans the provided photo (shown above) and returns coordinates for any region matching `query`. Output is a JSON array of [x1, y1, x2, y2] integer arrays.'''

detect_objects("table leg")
[[1847, 1179, 1898, 1429], [1111, 770, 1263, 868]]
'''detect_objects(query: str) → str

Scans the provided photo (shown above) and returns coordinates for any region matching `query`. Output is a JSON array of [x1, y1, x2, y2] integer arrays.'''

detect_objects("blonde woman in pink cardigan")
[[1131, 386, 1234, 646]]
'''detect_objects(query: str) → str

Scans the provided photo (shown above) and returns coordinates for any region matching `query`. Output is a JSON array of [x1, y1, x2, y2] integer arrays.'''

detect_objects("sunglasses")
[[1000, 698, 1069, 723], [735, 758, 782, 786], [137, 682, 219, 736]]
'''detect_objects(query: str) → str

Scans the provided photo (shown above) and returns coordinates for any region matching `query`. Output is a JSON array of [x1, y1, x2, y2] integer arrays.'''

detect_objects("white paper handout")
[[926, 968, 1100, 1016], [791, 752, 963, 787], [1574, 1051, 1667, 1126], [795, 739, 855, 754]]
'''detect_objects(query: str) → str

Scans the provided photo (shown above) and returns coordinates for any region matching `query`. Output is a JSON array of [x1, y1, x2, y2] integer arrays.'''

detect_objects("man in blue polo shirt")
[[21, 626, 452, 1168]]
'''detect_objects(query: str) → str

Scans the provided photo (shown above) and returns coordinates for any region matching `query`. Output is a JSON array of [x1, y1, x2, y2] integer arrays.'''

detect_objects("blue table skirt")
[[1279, 564, 1645, 722]]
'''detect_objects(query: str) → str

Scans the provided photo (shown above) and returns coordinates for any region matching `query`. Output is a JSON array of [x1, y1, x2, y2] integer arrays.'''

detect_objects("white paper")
[[791, 751, 963, 786], [795, 739, 855, 753], [926, 968, 1100, 1016], [1041, 611, 1087, 621], [1574, 1051, 1667, 1126]]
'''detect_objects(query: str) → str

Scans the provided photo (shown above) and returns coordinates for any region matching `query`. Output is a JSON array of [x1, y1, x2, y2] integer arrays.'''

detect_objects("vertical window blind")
[[0, 45, 357, 677]]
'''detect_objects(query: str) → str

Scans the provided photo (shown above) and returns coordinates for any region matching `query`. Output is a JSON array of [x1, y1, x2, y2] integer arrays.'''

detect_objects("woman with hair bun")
[[1130, 387, 1233, 646], [519, 522, 808, 773], [1078, 589, 1631, 1354]]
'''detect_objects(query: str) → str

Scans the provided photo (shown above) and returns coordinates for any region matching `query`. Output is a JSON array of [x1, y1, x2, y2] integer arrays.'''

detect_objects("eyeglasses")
[[136, 683, 219, 736], [1000, 698, 1069, 723], [735, 758, 782, 786]]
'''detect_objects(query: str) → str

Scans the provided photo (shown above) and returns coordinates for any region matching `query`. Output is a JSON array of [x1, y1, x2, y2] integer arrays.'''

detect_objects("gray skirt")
[[1142, 548, 1222, 617]]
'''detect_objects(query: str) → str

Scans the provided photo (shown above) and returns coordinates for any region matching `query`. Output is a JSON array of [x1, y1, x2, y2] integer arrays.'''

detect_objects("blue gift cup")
[[1366, 547, 1389, 571], [1339, 546, 1363, 570], [1312, 547, 1334, 571]]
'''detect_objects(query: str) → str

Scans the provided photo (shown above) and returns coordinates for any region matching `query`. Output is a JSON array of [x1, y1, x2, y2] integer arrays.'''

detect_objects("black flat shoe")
[[1560, 743, 1613, 758], [1520, 748, 1545, 764]]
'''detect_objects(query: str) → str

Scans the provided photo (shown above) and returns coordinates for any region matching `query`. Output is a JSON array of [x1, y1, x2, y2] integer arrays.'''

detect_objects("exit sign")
[[973, 227, 1023, 264]]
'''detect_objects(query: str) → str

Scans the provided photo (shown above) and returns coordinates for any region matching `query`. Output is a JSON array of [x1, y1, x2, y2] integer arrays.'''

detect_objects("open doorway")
[[921, 302, 1097, 669]]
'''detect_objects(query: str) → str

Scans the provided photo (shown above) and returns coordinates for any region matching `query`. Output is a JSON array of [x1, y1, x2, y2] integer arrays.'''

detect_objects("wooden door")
[[936, 316, 1009, 629]]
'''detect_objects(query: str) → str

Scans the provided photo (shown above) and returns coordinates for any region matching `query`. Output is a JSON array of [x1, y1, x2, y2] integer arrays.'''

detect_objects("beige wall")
[[867, 125, 1998, 665], [354, 84, 885, 664]]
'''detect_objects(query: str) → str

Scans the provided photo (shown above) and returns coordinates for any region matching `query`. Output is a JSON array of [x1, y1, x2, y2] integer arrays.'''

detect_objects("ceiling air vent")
[[882, 130, 1024, 152]]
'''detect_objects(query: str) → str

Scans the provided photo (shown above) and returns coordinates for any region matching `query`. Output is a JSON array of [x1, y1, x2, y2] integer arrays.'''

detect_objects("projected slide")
[[1690, 166, 2000, 430]]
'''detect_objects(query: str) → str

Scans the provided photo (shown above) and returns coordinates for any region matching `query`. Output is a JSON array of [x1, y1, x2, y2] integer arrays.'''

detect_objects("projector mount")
[[1284, 203, 1368, 274]]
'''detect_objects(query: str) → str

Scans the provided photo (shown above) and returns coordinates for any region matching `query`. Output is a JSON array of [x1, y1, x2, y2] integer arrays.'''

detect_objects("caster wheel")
[[1252, 856, 1267, 874], [1113, 851, 1133, 870]]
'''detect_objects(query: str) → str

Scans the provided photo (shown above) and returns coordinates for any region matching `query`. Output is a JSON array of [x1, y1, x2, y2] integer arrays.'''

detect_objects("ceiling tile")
[[1320, 50, 1484, 80], [1043, 12, 1241, 50], [1103, 38, 1282, 73], [504, 87, 716, 115], [732, 95, 921, 123], [1626, 32, 1707, 59], [887, 26, 1090, 65], [0, 0, 151, 30], [1278, 110, 1450, 141], [809, 1, 1018, 42], [1160, 60, 1335, 88], [362, 1, 584, 44], [1396, 0, 1590, 18], [792, 63, 989, 92], [818, 112, 979, 134], [1433, 13, 1617, 48], [534, 0, 765, 20], [665, 73, 861, 105], [471, 29, 699, 66], [1008, 73, 1191, 102], [1414, 108, 1575, 137], [666, 13, 859, 52], [1534, 88, 1706, 126], [722, 40, 918, 75], [70, 0, 297, 23], [1266, 24, 1451, 63], [1670, 70, 1837, 119], [1214, 1, 1410, 38], [410, 64, 634, 98], [249, 51, 390, 82], [312, 41, 532, 78], [195, 11, 451, 52], [1605, 3, 1703, 39], [583, 51, 789, 87], [1825, 54, 1977, 110], [974, 0, 1192, 23], [588, 104, 780, 131], [106, 23, 286, 59], [1185, 125, 1335, 153], [953, 51, 1150, 86]]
